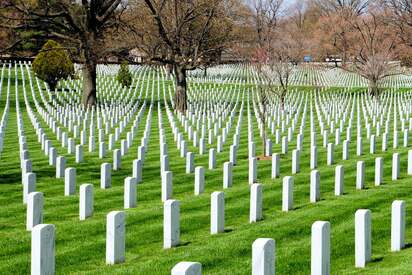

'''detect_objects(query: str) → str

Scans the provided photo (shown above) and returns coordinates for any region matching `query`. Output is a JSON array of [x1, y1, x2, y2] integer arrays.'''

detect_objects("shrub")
[[117, 61, 132, 87], [32, 40, 74, 91]]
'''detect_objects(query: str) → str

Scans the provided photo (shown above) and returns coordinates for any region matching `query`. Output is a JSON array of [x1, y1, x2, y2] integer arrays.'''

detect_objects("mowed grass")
[[0, 65, 412, 274]]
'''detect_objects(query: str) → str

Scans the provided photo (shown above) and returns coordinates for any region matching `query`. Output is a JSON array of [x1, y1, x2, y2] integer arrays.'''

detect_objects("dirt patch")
[[256, 155, 272, 161]]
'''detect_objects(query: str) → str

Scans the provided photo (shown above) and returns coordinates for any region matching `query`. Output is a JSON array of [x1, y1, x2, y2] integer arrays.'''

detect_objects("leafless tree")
[[341, 11, 401, 97], [382, 0, 412, 48], [250, 0, 283, 52], [314, 0, 370, 15], [248, 0, 284, 154], [130, 0, 237, 113]]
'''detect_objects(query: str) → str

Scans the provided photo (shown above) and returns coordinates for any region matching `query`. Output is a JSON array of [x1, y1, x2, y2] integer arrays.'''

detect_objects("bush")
[[32, 40, 74, 91], [117, 61, 132, 87]]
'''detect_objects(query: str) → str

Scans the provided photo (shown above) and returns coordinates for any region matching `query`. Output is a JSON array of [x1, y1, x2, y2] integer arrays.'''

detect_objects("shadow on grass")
[[371, 256, 384, 263], [404, 243, 412, 249], [0, 172, 22, 184], [177, 241, 192, 247]]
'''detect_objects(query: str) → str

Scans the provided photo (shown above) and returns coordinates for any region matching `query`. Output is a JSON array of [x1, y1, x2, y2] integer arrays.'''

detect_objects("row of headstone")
[[168, 200, 406, 275]]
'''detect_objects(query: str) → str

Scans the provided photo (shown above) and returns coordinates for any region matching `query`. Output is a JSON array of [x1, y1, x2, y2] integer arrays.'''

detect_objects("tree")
[[117, 61, 132, 87], [317, 6, 402, 98], [130, 0, 239, 113], [248, 0, 284, 155], [382, 0, 412, 44], [250, 0, 283, 52], [345, 13, 400, 97], [314, 0, 370, 16], [0, 0, 131, 106], [32, 40, 74, 95], [257, 23, 303, 110]]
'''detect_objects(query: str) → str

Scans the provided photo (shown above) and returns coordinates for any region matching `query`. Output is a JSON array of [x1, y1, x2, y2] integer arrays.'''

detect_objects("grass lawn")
[[0, 65, 412, 274]]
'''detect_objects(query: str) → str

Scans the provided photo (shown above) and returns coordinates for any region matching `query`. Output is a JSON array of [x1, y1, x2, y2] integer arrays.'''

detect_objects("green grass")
[[1, 65, 412, 274]]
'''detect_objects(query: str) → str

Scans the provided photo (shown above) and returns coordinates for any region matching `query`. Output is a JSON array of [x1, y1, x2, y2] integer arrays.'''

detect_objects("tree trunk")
[[166, 64, 173, 78], [280, 89, 286, 112], [203, 67, 207, 77], [82, 58, 97, 107], [173, 65, 187, 113], [368, 79, 379, 99], [48, 81, 57, 102], [49, 81, 57, 92], [262, 115, 266, 156]]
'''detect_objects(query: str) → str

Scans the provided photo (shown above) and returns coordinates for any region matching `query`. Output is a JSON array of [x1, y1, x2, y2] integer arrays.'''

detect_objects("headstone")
[[186, 152, 194, 174], [223, 162, 233, 188], [311, 146, 317, 169], [391, 200, 406, 251], [133, 159, 142, 183], [357, 137, 362, 156], [195, 167, 205, 195], [162, 171, 173, 201], [209, 148, 216, 169], [408, 150, 412, 175], [342, 140, 349, 160], [356, 161, 365, 190], [252, 238, 275, 275], [327, 143, 334, 165], [265, 139, 272, 156], [180, 140, 187, 157], [335, 165, 344, 196], [99, 142, 106, 158], [101, 163, 112, 189], [89, 135, 95, 152], [113, 149, 121, 171], [370, 135, 376, 154], [292, 149, 300, 174], [49, 148, 56, 166], [27, 192, 43, 231], [393, 131, 398, 148], [23, 172, 36, 204], [56, 156, 66, 178], [382, 133, 388, 151], [68, 138, 75, 154], [282, 176, 293, 211], [124, 177, 137, 209], [249, 141, 256, 158], [80, 184, 93, 220], [355, 209, 371, 268], [31, 224, 55, 275], [250, 183, 262, 223], [310, 170, 320, 203], [392, 153, 400, 180], [249, 157, 257, 184], [106, 211, 125, 264], [230, 145, 237, 165], [75, 145, 83, 163], [281, 136, 288, 154], [271, 153, 280, 179], [375, 157, 383, 186], [64, 167, 76, 196], [199, 138, 205, 155], [171, 262, 202, 275], [211, 191, 224, 234], [311, 221, 330, 275], [164, 199, 180, 249]]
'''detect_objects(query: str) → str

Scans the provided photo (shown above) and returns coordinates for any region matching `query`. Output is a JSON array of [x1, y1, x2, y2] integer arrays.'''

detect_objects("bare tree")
[[251, 0, 283, 52], [382, 0, 412, 48], [259, 28, 301, 110], [248, 0, 284, 155], [328, 9, 401, 98], [314, 0, 370, 15], [0, 0, 130, 106], [129, 0, 237, 113]]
